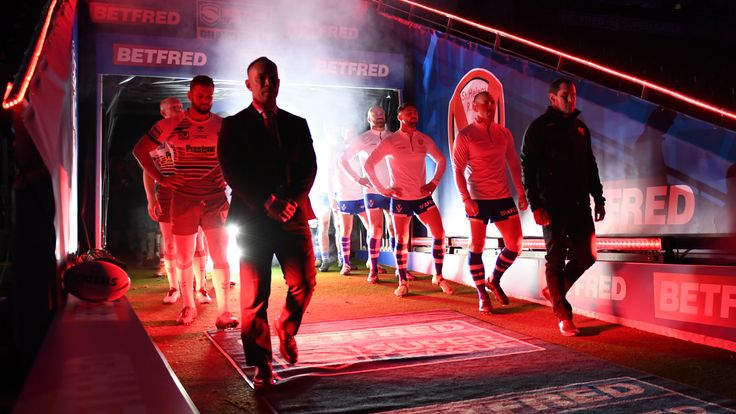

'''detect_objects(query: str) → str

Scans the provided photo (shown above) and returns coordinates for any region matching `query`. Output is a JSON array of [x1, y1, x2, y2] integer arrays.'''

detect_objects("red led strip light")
[[523, 238, 661, 251], [391, 0, 736, 122], [2, 0, 59, 110]]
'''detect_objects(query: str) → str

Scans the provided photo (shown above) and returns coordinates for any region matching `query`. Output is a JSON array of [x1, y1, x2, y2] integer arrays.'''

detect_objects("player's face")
[[398, 106, 418, 129], [247, 62, 280, 107], [472, 94, 496, 121], [188, 85, 214, 115], [367, 107, 386, 129], [549, 83, 576, 115], [162, 99, 183, 118]]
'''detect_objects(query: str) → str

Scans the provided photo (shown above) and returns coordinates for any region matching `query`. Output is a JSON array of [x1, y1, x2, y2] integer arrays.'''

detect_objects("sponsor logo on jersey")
[[448, 68, 505, 153], [185, 145, 216, 153]]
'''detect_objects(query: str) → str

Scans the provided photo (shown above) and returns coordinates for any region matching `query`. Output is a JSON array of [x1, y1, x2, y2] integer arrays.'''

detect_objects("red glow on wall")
[[393, 0, 736, 122], [2, 0, 59, 110]]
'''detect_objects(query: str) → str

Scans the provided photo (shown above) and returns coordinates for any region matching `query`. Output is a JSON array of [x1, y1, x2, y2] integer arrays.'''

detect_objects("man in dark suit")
[[218, 57, 317, 390]]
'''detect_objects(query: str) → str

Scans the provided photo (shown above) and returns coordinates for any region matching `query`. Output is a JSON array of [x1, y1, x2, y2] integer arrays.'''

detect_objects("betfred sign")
[[90, 2, 181, 26], [654, 272, 736, 328], [113, 44, 207, 67]]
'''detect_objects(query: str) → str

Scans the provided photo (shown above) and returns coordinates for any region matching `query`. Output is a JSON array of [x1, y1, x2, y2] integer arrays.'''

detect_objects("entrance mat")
[[207, 310, 736, 413]]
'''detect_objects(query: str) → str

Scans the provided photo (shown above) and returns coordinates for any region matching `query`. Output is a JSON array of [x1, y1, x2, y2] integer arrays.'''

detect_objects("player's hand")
[[533, 208, 551, 226], [420, 182, 437, 195], [147, 199, 162, 221], [594, 204, 606, 222], [266, 197, 298, 222], [330, 198, 338, 212], [463, 199, 479, 216], [518, 194, 529, 211], [158, 174, 186, 189], [357, 177, 371, 188]]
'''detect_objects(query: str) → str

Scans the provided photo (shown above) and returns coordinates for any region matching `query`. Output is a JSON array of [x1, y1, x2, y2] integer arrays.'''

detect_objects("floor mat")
[[207, 310, 736, 413]]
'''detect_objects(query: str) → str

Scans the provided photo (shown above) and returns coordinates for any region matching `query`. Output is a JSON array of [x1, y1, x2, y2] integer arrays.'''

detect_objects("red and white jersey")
[[146, 111, 226, 198], [339, 129, 391, 195], [452, 120, 523, 201], [364, 129, 446, 200]]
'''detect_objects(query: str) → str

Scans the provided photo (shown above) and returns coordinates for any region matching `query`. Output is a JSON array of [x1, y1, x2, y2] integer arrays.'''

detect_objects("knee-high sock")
[[433, 238, 444, 277], [395, 242, 408, 282], [492, 248, 518, 283], [164, 253, 177, 290], [369, 237, 380, 273], [178, 261, 195, 308], [468, 251, 486, 298], [340, 237, 350, 267], [193, 250, 207, 290], [211, 267, 230, 314]]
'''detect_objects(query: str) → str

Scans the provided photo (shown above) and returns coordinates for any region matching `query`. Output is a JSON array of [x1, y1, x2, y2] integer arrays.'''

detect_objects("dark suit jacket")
[[218, 104, 317, 230]]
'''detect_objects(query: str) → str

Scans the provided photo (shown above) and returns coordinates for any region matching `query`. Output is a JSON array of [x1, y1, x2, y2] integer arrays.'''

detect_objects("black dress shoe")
[[253, 364, 275, 391], [275, 318, 298, 364]]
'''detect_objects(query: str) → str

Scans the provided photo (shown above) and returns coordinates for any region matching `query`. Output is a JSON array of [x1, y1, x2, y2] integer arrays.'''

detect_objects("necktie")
[[262, 110, 280, 148]]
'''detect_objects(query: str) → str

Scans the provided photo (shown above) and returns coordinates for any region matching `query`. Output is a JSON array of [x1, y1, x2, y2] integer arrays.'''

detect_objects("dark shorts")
[[391, 196, 436, 216], [337, 199, 366, 215], [157, 188, 173, 223], [171, 192, 229, 235], [468, 197, 519, 223], [364, 193, 390, 210]]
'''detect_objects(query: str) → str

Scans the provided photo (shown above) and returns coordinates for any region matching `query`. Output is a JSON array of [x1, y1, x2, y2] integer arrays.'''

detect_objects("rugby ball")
[[63, 260, 131, 302]]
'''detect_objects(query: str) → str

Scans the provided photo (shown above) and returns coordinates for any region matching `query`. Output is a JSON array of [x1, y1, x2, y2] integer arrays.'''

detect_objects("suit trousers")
[[542, 205, 597, 321], [238, 215, 317, 366]]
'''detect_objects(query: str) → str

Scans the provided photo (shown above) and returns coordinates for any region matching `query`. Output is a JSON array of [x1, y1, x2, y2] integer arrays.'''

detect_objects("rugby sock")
[[177, 261, 196, 308], [193, 250, 206, 290], [211, 267, 230, 314], [395, 242, 408, 282], [492, 248, 519, 283], [340, 237, 351, 268], [320, 251, 330, 264], [164, 254, 177, 289], [433, 238, 445, 277], [369, 237, 380, 273], [468, 251, 486, 299]]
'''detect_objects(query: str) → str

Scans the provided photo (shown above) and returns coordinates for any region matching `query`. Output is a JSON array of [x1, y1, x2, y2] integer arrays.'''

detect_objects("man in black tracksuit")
[[521, 78, 606, 336]]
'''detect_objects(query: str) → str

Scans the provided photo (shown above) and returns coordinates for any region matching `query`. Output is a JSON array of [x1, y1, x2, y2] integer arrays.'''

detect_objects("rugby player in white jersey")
[[453, 91, 527, 313], [363, 103, 455, 297], [340, 105, 414, 283], [332, 124, 371, 275]]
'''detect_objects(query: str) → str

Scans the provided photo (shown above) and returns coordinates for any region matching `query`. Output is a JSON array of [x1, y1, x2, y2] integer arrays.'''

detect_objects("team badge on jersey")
[[578, 126, 586, 136]]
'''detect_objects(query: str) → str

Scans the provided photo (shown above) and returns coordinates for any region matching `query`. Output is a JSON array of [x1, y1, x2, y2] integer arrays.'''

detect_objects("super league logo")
[[369, 199, 374, 208], [396, 204, 403, 213]]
